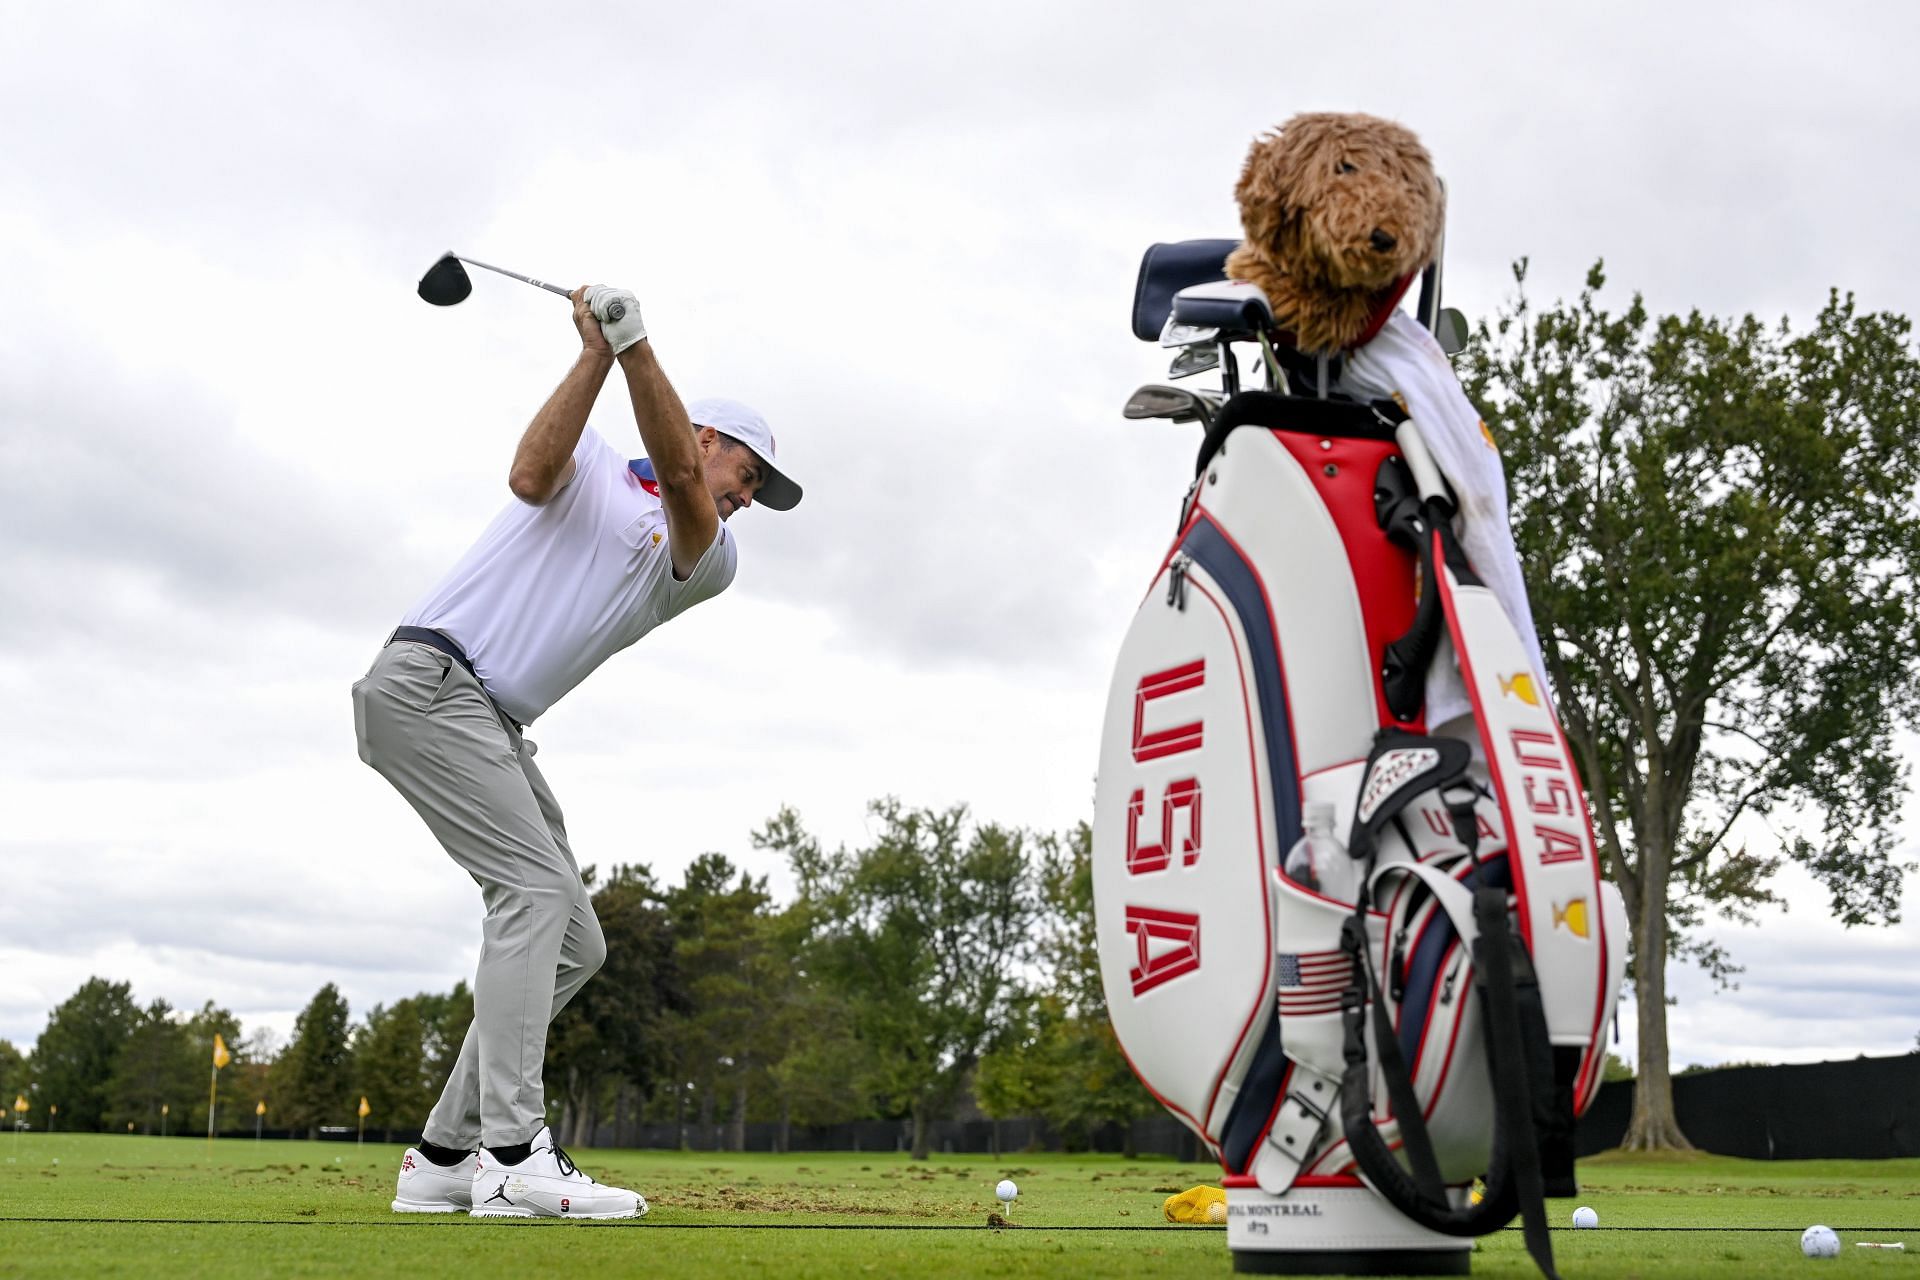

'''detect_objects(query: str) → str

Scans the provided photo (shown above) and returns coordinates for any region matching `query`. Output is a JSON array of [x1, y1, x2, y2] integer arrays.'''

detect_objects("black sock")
[[416, 1139, 470, 1167], [489, 1141, 533, 1166]]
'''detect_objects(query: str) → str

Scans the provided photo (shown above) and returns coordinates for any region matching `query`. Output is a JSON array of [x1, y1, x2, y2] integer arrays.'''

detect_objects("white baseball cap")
[[686, 396, 802, 511]]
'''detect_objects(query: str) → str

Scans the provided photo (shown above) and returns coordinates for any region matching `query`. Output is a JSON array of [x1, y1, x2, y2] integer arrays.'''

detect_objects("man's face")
[[700, 431, 766, 521]]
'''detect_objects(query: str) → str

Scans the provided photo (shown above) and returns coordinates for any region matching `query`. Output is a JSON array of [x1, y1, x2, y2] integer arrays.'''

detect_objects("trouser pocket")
[[351, 677, 373, 765]]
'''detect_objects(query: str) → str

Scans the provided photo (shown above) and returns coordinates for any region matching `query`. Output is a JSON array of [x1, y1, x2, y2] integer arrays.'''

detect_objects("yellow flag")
[[358, 1096, 371, 1119], [256, 1101, 267, 1116], [212, 1033, 231, 1070], [11, 1095, 25, 1114]]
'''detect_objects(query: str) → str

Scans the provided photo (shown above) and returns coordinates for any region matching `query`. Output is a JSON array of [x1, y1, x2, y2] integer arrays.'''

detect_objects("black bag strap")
[[1336, 888, 1563, 1280]]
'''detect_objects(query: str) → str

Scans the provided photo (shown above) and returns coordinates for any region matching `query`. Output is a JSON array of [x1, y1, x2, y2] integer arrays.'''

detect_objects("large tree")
[[975, 823, 1158, 1153], [351, 999, 437, 1141], [660, 853, 795, 1151], [544, 864, 682, 1146], [275, 984, 354, 1137], [105, 999, 198, 1133], [32, 977, 142, 1129], [766, 800, 1039, 1160], [1459, 263, 1920, 1148]]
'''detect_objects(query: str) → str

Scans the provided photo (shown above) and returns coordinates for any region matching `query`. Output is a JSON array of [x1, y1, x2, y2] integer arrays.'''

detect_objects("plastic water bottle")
[[1283, 802, 1358, 902]]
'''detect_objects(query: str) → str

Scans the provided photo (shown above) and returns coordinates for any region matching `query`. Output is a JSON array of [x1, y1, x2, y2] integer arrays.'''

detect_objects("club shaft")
[[458, 257, 571, 299]]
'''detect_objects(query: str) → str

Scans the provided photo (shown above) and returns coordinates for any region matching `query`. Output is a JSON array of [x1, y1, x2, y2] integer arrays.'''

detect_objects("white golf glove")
[[585, 285, 647, 354]]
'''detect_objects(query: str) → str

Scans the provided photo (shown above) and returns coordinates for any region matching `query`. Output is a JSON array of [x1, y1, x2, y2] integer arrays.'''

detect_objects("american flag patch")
[[1275, 950, 1352, 1017]]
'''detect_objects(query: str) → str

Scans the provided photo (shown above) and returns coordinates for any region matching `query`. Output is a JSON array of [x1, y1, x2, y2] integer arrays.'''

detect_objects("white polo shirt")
[[401, 426, 737, 725]]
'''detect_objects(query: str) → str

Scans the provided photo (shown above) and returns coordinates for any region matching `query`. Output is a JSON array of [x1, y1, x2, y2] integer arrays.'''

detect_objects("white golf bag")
[[1093, 242, 1626, 1277]]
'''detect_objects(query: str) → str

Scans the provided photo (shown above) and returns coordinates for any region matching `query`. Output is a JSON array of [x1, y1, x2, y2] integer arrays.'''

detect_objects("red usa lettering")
[[1124, 906, 1201, 995], [1132, 660, 1205, 762], [1507, 729, 1590, 866], [1126, 779, 1202, 874]]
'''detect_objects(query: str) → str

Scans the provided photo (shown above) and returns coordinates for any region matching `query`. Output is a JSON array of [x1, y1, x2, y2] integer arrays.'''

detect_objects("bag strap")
[[1336, 893, 1562, 1280]]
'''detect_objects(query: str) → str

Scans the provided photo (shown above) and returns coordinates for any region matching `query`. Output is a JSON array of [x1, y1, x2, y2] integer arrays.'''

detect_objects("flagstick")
[[206, 1065, 218, 1152]]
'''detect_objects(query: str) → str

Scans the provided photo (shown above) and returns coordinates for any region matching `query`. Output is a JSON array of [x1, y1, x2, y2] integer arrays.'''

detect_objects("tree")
[[975, 824, 1158, 1152], [352, 999, 437, 1141], [32, 978, 142, 1129], [661, 853, 792, 1151], [544, 865, 682, 1146], [276, 984, 353, 1137], [105, 999, 198, 1133], [769, 800, 1039, 1159], [1459, 263, 1920, 1149], [730, 810, 872, 1150], [413, 982, 474, 1090]]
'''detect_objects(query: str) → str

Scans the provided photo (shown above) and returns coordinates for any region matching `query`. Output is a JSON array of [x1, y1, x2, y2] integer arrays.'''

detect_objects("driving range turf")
[[1, 1135, 1915, 1277]]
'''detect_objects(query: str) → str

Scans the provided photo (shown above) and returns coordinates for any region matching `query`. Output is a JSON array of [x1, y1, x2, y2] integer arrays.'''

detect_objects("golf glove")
[[585, 285, 646, 354]]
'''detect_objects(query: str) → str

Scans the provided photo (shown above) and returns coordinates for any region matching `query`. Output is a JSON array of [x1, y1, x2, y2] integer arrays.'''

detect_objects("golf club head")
[[417, 254, 473, 306]]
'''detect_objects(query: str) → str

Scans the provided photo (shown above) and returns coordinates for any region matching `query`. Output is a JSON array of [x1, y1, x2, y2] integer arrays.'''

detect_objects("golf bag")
[[1092, 243, 1626, 1277]]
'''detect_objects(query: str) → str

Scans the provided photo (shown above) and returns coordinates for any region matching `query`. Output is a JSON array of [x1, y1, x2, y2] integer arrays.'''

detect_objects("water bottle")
[[1283, 802, 1357, 903]]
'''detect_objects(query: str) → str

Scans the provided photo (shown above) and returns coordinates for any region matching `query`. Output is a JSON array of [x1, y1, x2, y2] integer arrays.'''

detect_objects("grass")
[[0, 1133, 1915, 1277]]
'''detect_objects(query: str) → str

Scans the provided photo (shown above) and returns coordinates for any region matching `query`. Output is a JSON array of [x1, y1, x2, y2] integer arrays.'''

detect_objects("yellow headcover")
[[1163, 1184, 1227, 1224]]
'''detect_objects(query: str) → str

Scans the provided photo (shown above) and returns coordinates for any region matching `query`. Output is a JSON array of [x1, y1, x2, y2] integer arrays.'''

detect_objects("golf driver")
[[416, 252, 626, 321]]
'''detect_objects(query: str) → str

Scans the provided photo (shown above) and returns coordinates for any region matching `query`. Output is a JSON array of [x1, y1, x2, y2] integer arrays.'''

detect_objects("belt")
[[386, 626, 523, 729]]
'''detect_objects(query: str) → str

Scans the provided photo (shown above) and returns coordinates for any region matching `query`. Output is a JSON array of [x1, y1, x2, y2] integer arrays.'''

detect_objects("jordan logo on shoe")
[[401, 1153, 416, 1172], [484, 1181, 514, 1206]]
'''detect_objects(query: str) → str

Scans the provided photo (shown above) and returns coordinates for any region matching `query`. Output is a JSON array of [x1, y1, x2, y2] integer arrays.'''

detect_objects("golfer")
[[354, 284, 800, 1219]]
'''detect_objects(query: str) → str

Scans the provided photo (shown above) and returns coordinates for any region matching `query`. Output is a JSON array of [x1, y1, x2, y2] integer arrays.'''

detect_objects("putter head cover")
[[585, 285, 646, 354]]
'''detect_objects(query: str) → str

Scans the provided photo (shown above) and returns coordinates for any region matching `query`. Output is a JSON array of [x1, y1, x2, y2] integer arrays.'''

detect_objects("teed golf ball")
[[1801, 1225, 1840, 1258], [995, 1179, 1017, 1202], [1571, 1206, 1598, 1228]]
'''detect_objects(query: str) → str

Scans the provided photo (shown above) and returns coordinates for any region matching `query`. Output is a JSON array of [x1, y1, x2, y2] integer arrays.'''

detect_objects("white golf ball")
[[1571, 1206, 1598, 1228], [1801, 1225, 1840, 1258], [995, 1179, 1017, 1202]]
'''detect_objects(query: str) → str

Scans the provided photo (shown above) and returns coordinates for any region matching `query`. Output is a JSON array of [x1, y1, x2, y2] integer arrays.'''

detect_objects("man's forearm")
[[615, 341, 701, 488], [509, 350, 615, 503]]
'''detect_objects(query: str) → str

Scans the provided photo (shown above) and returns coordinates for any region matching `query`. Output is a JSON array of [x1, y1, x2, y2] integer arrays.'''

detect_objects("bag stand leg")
[[1225, 1178, 1473, 1275]]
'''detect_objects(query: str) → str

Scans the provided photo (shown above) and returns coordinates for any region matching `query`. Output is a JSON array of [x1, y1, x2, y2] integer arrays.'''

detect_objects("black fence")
[[1574, 1053, 1920, 1159], [187, 1053, 1918, 1158]]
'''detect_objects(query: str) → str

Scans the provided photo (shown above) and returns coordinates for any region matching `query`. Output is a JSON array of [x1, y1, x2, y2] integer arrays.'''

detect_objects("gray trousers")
[[352, 640, 606, 1149]]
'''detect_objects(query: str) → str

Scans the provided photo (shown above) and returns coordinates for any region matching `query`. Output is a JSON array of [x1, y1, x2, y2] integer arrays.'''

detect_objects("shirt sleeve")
[[569, 426, 621, 484], [659, 523, 739, 621]]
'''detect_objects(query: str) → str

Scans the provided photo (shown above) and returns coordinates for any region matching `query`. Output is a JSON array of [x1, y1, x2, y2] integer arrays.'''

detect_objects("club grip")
[[606, 301, 626, 322]]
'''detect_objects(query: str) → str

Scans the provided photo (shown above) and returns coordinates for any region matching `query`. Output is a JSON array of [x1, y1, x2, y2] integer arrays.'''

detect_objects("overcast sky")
[[3, 1, 1916, 1075]]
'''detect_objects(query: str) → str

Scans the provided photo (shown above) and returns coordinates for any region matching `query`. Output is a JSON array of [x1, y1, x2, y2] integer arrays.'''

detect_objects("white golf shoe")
[[391, 1147, 477, 1213], [469, 1126, 646, 1220]]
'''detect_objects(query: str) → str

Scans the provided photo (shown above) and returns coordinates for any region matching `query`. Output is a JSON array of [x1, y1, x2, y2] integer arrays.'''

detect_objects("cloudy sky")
[[3, 1, 1916, 1075]]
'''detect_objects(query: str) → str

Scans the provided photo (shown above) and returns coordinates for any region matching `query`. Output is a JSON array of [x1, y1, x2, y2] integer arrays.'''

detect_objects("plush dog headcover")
[[1225, 112, 1445, 355]]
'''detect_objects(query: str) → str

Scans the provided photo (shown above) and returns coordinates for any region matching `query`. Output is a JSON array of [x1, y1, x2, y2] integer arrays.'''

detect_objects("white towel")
[[1339, 309, 1549, 728]]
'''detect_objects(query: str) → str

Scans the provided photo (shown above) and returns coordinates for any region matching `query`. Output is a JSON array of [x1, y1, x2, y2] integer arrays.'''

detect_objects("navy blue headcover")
[[1131, 239, 1238, 341]]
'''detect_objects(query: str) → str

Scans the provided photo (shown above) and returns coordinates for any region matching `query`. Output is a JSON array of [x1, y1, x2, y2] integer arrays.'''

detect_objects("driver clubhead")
[[417, 254, 473, 306]]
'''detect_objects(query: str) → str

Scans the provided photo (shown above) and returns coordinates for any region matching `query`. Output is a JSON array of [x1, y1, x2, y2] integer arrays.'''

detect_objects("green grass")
[[0, 1133, 1915, 1277]]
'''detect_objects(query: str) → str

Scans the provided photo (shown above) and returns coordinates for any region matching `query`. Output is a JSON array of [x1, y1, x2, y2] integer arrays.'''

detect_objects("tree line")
[[4, 803, 1157, 1158]]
